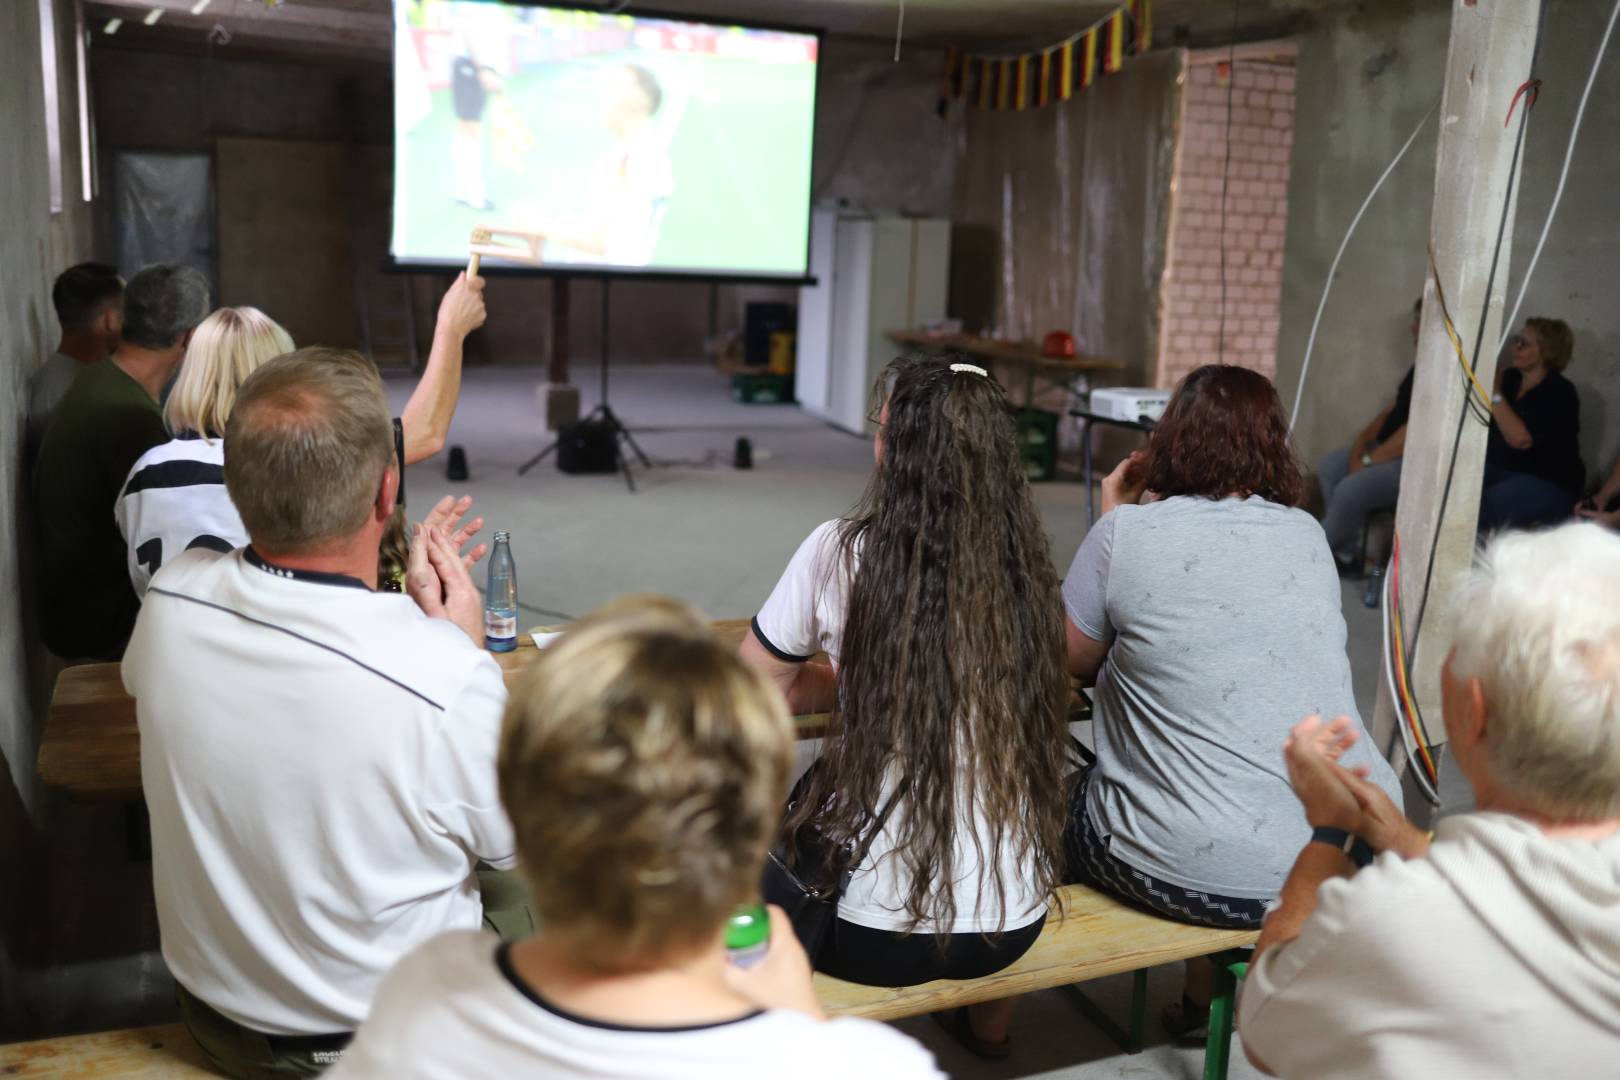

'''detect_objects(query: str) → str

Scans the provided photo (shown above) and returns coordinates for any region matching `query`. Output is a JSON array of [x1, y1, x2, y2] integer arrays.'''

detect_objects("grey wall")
[[2, 0, 95, 1033], [1278, 0, 1620, 489], [91, 34, 955, 367]]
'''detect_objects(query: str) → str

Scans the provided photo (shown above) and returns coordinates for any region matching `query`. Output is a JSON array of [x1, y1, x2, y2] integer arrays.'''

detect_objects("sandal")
[[931, 1006, 1012, 1062], [1161, 993, 1209, 1043]]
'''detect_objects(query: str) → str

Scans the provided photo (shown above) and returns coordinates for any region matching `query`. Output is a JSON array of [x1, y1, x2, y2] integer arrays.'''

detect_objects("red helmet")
[[1042, 330, 1077, 358]]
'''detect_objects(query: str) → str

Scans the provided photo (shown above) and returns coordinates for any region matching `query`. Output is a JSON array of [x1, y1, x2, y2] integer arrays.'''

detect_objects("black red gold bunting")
[[940, 0, 1151, 112]]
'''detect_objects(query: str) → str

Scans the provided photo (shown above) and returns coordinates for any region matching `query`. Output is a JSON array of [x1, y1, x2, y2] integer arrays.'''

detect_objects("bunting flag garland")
[[938, 0, 1151, 113], [1103, 9, 1126, 74]]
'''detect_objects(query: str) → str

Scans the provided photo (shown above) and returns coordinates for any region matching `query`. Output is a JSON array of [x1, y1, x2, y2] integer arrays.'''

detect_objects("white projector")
[[1088, 388, 1171, 424]]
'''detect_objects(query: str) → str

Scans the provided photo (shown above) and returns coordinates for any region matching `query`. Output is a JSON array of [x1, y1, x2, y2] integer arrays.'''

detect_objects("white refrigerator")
[[796, 211, 951, 435]]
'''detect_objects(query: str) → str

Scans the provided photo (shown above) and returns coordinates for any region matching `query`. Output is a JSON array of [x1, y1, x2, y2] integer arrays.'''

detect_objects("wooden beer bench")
[[0, 888, 1254, 1079]]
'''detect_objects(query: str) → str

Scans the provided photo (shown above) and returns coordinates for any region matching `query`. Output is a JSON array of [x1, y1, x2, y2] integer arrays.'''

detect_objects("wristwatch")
[[1492, 392, 1505, 406], [1310, 825, 1374, 869], [1359, 452, 1373, 468]]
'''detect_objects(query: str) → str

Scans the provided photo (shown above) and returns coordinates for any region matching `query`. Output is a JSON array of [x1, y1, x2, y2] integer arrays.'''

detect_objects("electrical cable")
[[1494, 0, 1620, 358], [1287, 100, 1438, 431], [1217, 0, 1238, 364], [1382, 544, 1441, 805]]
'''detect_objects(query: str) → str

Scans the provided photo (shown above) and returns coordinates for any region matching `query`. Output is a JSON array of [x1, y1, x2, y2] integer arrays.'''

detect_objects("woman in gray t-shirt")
[[1063, 365, 1401, 1038]]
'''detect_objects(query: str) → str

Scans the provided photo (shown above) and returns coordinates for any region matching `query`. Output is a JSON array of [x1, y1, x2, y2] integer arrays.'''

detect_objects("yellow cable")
[[1426, 244, 1495, 415]]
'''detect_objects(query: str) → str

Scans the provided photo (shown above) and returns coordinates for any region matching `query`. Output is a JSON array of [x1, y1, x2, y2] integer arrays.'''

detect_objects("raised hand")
[[436, 271, 487, 341]]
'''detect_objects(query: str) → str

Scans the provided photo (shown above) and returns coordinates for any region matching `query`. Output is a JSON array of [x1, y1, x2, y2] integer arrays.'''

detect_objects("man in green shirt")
[[34, 263, 211, 660]]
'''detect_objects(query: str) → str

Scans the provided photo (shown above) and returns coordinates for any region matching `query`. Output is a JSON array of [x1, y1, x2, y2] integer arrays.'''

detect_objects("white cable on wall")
[[1288, 100, 1439, 432], [1494, 0, 1620, 356]]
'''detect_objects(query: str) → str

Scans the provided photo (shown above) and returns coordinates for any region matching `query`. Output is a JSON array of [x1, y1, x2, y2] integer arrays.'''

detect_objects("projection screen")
[[391, 0, 820, 279]]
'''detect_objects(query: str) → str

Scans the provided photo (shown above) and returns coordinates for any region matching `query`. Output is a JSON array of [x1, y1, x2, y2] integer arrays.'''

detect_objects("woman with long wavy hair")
[[742, 355, 1071, 1057], [1064, 364, 1401, 1040]]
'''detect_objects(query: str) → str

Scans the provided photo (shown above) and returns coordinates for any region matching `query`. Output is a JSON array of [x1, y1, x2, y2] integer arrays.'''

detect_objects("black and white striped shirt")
[[115, 433, 246, 598]]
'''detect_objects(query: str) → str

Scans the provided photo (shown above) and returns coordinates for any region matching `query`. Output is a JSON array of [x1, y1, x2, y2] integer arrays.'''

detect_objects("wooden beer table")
[[37, 618, 834, 802]]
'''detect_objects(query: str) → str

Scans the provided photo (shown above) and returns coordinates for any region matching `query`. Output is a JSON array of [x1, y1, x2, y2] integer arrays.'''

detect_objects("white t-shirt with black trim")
[[115, 434, 247, 598], [324, 931, 944, 1079], [753, 520, 1048, 936], [123, 548, 516, 1037]]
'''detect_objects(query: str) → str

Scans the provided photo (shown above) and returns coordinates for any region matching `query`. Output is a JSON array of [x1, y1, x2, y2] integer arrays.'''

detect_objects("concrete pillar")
[[1374, 0, 1540, 806]]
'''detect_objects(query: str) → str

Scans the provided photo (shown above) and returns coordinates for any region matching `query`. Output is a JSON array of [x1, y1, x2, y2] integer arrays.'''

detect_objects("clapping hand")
[[421, 494, 488, 569], [406, 524, 486, 647], [1283, 715, 1370, 833], [1101, 451, 1150, 515]]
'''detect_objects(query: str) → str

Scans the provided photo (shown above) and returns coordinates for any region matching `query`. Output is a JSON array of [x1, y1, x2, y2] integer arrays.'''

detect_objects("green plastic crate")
[[731, 372, 795, 404]]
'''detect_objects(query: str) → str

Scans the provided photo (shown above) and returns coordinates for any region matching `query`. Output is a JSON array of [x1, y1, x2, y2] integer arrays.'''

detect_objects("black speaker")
[[558, 419, 619, 474]]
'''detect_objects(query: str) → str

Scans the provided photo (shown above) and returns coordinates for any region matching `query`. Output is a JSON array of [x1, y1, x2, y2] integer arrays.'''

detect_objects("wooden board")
[[886, 330, 1125, 373], [37, 619, 827, 801], [815, 883, 1257, 1021], [0, 1024, 216, 1078]]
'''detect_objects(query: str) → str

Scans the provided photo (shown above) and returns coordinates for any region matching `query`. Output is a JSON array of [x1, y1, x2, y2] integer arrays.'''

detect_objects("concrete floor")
[[8, 364, 1451, 1078]]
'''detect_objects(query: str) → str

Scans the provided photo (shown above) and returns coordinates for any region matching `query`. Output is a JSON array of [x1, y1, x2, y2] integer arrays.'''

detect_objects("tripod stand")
[[517, 277, 653, 492]]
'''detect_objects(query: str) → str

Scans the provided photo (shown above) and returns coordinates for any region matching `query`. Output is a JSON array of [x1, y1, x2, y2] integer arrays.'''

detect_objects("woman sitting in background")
[[1063, 364, 1401, 1039], [1479, 316, 1584, 532], [742, 356, 1071, 1058], [329, 598, 942, 1078], [116, 274, 488, 594]]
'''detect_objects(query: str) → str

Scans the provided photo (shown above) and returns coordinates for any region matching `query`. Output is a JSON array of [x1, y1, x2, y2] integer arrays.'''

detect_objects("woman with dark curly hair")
[[1063, 364, 1400, 1039], [742, 355, 1071, 1056]]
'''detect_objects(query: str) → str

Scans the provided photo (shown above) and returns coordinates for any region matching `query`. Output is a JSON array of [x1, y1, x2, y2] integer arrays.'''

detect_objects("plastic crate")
[[731, 373, 796, 404]]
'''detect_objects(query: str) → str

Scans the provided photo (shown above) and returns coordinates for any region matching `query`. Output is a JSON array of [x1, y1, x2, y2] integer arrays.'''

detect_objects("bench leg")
[[1203, 949, 1251, 1080], [1062, 968, 1147, 1055]]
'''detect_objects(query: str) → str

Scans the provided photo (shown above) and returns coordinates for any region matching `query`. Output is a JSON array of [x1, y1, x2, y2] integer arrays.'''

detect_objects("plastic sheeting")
[[950, 50, 1184, 386], [111, 151, 216, 286]]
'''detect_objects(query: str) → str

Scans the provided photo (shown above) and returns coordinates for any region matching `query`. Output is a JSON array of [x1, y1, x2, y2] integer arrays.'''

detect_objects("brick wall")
[[1157, 58, 1296, 387]]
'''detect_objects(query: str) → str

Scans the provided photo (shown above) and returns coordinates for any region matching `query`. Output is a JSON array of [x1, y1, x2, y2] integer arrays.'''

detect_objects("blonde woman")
[[116, 306, 291, 598], [328, 597, 942, 1079], [116, 273, 489, 597]]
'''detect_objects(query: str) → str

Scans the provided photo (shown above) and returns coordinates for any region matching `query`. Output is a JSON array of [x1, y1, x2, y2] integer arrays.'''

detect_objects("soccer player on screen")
[[450, 32, 504, 211], [519, 64, 675, 267]]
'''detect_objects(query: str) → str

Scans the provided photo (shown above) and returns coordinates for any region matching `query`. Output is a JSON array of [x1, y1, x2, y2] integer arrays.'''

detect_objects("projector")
[[1089, 388, 1171, 424]]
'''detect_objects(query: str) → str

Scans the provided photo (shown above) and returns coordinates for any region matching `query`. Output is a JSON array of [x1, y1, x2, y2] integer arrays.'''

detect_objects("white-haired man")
[[123, 348, 527, 1078], [1240, 522, 1620, 1078]]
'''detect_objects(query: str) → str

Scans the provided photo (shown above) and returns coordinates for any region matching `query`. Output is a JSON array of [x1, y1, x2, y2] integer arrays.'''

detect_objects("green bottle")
[[725, 903, 770, 968]]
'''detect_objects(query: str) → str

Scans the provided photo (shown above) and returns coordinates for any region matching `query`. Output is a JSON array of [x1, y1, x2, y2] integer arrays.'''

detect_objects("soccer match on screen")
[[392, 0, 820, 277]]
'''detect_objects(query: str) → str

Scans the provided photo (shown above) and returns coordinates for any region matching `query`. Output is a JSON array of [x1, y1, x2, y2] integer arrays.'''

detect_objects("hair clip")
[[949, 362, 989, 377]]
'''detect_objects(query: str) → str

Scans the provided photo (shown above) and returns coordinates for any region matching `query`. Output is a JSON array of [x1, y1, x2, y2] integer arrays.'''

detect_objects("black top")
[[33, 360, 169, 660], [1487, 368, 1584, 493], [451, 56, 490, 122], [1375, 367, 1415, 446]]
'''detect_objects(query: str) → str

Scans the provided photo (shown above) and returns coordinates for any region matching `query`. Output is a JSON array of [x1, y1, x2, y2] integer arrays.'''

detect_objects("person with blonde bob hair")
[[328, 597, 942, 1079], [1240, 522, 1620, 1079], [117, 273, 490, 598]]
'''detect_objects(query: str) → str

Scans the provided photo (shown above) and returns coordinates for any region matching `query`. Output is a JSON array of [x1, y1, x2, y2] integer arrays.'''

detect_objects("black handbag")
[[761, 781, 908, 961]]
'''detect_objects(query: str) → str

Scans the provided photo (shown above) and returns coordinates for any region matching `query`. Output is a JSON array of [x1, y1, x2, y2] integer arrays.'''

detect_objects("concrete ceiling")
[[86, 0, 1347, 61]]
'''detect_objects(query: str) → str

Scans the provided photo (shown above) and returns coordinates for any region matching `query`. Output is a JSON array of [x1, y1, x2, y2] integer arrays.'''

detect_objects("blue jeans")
[[1318, 447, 1403, 560], [1478, 467, 1575, 533]]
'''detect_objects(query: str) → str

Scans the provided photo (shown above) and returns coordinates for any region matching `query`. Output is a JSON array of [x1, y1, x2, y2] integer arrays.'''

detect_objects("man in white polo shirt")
[[124, 347, 524, 1078]]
